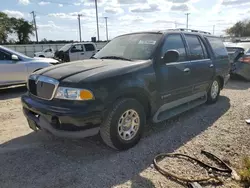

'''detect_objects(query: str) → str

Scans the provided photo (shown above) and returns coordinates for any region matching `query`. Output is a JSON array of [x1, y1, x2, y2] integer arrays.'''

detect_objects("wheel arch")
[[106, 87, 153, 119]]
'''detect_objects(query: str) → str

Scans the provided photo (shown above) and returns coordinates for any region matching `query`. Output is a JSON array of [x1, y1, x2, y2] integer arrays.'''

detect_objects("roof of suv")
[[121, 29, 214, 37]]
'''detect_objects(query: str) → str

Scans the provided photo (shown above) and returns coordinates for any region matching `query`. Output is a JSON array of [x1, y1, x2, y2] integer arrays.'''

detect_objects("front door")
[[156, 34, 192, 104], [69, 44, 86, 61], [184, 34, 214, 93], [0, 50, 27, 86]]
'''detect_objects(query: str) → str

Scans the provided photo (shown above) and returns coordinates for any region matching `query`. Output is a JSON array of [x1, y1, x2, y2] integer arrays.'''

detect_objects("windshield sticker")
[[138, 40, 156, 45]]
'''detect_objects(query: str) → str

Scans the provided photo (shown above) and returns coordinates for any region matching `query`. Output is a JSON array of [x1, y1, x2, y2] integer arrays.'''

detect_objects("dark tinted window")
[[161, 34, 187, 62], [0, 50, 11, 61], [84, 44, 95, 51], [206, 37, 227, 58], [185, 35, 204, 60]]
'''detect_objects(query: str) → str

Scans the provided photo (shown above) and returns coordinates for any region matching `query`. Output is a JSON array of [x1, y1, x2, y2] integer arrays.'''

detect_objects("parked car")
[[54, 42, 98, 62], [0, 45, 59, 87], [225, 42, 250, 80], [34, 47, 55, 58], [22, 29, 230, 150]]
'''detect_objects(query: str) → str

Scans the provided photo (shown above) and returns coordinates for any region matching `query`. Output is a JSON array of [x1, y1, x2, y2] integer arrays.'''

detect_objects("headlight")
[[55, 87, 94, 101]]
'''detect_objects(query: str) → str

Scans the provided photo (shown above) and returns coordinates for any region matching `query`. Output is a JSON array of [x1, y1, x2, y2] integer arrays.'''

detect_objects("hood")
[[32, 57, 59, 64], [38, 59, 151, 82]]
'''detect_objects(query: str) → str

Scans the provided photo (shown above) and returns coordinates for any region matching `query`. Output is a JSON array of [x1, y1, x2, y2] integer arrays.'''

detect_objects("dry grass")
[[239, 157, 250, 186]]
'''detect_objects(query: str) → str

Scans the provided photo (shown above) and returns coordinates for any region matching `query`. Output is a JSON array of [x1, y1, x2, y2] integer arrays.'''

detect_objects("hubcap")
[[118, 109, 140, 141], [211, 80, 219, 99]]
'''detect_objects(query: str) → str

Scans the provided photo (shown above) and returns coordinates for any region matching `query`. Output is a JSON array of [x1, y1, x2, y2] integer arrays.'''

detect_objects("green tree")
[[0, 12, 12, 44], [12, 18, 34, 44], [226, 20, 250, 37]]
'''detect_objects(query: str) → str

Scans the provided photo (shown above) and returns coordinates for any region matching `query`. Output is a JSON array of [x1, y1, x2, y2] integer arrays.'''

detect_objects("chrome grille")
[[28, 75, 59, 100]]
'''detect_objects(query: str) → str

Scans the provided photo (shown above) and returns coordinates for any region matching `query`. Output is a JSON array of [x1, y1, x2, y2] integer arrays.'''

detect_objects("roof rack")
[[167, 28, 211, 35]]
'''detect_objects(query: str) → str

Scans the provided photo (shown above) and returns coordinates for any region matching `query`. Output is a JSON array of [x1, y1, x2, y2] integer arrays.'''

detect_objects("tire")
[[100, 98, 146, 150], [39, 55, 45, 58], [206, 78, 221, 104]]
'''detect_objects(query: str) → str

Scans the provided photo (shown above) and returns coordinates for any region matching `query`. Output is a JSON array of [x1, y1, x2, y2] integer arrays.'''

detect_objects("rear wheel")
[[100, 98, 146, 150], [206, 78, 221, 104]]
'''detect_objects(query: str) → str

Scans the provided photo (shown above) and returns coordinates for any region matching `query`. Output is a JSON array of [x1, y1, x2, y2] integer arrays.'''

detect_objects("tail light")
[[239, 56, 250, 63]]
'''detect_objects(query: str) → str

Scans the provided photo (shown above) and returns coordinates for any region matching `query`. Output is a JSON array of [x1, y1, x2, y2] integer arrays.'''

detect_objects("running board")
[[153, 92, 207, 123]]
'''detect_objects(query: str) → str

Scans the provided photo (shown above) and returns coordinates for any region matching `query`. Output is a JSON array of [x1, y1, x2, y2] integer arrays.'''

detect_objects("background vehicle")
[[54, 42, 98, 62], [22, 29, 230, 150], [225, 42, 250, 81], [34, 47, 55, 58], [0, 45, 58, 87]]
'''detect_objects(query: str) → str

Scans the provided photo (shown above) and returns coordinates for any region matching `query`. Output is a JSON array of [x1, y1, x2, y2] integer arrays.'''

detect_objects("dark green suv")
[[22, 29, 230, 150]]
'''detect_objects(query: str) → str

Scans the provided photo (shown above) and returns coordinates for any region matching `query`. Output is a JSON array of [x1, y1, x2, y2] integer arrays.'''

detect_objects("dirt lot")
[[0, 80, 250, 188]]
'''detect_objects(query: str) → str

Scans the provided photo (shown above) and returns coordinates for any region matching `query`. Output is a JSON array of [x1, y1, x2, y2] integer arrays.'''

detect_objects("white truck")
[[34, 47, 55, 58], [54, 42, 98, 62]]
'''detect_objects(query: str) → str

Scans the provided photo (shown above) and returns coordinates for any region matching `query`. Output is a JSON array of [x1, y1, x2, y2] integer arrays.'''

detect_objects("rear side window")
[[185, 35, 205, 60], [161, 34, 187, 62], [206, 37, 227, 59], [84, 44, 95, 51]]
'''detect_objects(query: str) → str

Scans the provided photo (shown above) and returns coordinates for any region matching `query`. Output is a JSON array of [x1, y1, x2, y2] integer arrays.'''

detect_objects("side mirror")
[[11, 54, 19, 61], [163, 50, 179, 63]]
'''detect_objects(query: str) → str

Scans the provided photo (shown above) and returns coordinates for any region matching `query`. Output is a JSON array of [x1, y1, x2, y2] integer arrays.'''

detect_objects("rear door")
[[84, 43, 96, 58], [205, 37, 230, 79], [184, 34, 214, 94], [69, 44, 85, 61], [156, 33, 192, 103], [0, 50, 27, 86]]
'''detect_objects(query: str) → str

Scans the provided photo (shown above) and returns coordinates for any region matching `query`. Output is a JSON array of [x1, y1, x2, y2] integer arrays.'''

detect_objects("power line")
[[31, 11, 38, 43], [78, 14, 83, 42], [185, 13, 190, 29], [95, 0, 100, 41], [104, 17, 108, 41]]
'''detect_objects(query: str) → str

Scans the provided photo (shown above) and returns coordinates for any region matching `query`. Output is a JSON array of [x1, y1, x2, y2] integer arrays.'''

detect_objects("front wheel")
[[100, 98, 146, 150], [206, 78, 221, 104]]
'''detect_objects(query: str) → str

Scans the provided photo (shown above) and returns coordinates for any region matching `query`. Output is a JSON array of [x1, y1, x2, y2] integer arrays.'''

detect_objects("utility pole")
[[104, 17, 108, 41], [78, 14, 83, 42], [185, 13, 190, 29], [95, 0, 100, 41], [31, 11, 38, 43], [213, 25, 215, 35]]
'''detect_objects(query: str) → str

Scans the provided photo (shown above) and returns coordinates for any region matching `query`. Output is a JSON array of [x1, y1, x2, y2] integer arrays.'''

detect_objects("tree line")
[[0, 12, 35, 44], [226, 19, 250, 37]]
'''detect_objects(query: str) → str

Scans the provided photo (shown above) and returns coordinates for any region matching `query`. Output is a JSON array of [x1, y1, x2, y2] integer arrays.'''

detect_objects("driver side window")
[[161, 34, 187, 62], [0, 50, 11, 62], [71, 44, 84, 53]]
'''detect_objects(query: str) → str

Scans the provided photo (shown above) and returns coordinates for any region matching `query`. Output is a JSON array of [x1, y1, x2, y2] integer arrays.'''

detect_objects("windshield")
[[94, 33, 162, 60], [59, 44, 72, 52]]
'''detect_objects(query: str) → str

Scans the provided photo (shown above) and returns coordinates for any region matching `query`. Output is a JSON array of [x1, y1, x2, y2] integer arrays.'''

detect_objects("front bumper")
[[22, 95, 103, 139]]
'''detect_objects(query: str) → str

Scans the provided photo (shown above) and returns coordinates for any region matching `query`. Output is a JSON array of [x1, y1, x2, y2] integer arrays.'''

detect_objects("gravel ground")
[[0, 80, 250, 188]]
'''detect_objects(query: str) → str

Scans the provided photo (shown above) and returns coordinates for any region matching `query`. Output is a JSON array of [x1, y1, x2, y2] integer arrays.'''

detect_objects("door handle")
[[81, 52, 85, 55], [209, 64, 214, 68], [183, 68, 190, 73]]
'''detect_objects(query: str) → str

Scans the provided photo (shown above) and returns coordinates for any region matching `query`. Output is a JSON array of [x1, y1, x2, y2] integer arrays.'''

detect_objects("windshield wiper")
[[100, 56, 132, 61]]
